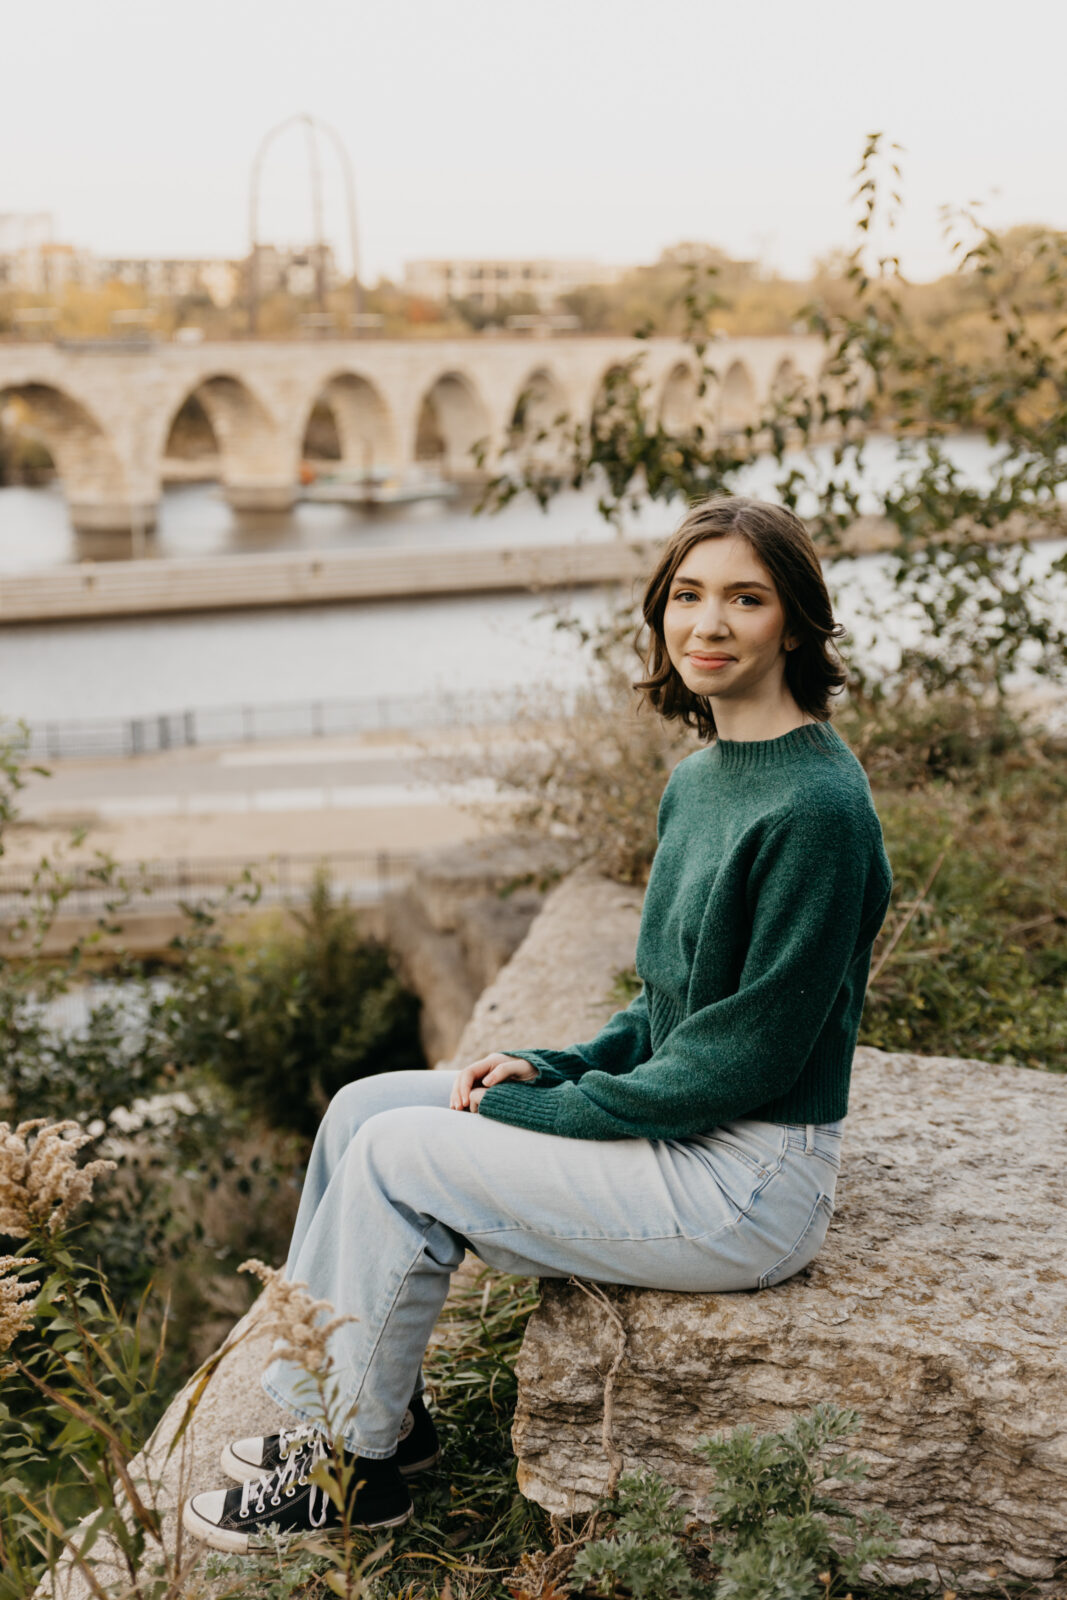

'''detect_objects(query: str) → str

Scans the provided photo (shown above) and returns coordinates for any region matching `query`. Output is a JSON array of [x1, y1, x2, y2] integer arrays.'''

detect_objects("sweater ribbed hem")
[[709, 720, 848, 773], [751, 1083, 851, 1125]]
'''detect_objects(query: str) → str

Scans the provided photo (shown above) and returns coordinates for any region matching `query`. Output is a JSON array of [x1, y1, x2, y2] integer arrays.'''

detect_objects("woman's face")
[[662, 534, 798, 713]]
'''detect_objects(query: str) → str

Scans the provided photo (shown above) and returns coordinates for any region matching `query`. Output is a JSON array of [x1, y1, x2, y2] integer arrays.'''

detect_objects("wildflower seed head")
[[0, 1119, 117, 1238], [0, 1254, 41, 1373], [239, 1258, 357, 1374]]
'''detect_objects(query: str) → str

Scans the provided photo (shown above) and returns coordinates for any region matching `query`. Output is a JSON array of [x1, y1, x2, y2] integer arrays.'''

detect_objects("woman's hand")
[[450, 1052, 538, 1112]]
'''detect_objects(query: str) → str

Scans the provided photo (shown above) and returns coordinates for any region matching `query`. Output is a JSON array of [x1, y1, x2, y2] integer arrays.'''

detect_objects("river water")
[[1, 435, 1064, 726]]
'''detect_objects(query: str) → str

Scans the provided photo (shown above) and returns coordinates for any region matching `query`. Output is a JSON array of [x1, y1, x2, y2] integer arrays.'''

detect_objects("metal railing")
[[5, 683, 578, 763], [0, 850, 420, 921]]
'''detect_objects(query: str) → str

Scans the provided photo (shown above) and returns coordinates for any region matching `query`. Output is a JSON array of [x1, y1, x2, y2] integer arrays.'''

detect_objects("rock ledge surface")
[[441, 870, 1066, 1592], [499, 890, 1066, 1592]]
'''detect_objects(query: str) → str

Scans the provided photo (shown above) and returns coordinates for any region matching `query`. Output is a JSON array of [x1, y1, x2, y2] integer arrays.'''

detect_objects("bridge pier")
[[68, 496, 158, 534], [223, 480, 298, 515], [67, 493, 160, 559]]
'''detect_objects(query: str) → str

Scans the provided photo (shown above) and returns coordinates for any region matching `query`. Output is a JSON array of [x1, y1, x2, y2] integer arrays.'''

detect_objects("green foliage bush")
[[571, 1405, 898, 1600], [1, 1190, 547, 1600], [861, 761, 1066, 1069], [153, 871, 425, 1137], [0, 742, 426, 1388]]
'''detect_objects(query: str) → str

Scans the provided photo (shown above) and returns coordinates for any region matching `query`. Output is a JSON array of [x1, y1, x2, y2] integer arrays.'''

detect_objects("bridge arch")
[[160, 374, 294, 511], [302, 373, 397, 471], [0, 381, 132, 532], [659, 361, 702, 436], [163, 391, 219, 470], [508, 367, 568, 451], [718, 360, 757, 432], [414, 371, 491, 479], [590, 363, 643, 440], [771, 357, 801, 404]]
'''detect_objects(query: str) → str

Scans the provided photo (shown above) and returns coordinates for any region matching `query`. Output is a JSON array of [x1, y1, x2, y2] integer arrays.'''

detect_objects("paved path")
[[8, 725, 535, 866]]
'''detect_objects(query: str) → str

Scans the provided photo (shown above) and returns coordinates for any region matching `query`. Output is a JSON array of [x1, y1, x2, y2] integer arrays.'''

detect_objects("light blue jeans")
[[262, 1069, 843, 1458]]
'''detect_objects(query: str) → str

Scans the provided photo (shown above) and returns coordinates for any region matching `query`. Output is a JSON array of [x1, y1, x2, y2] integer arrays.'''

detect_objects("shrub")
[[0, 737, 427, 1389], [0, 1140, 547, 1600], [443, 619, 701, 886], [570, 1404, 898, 1600], [155, 870, 425, 1137]]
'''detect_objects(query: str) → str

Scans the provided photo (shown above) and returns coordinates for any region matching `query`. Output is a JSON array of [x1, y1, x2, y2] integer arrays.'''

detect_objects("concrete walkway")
[[6, 723, 535, 868]]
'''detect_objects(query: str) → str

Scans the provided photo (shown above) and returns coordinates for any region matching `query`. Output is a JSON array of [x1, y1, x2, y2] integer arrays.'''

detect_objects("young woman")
[[184, 494, 893, 1551]]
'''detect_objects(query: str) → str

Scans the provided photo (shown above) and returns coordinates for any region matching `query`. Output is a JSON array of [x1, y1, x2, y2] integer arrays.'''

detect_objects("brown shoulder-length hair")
[[634, 495, 848, 742]]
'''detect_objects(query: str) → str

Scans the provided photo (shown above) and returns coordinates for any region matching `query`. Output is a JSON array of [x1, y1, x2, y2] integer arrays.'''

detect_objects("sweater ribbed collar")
[[706, 719, 844, 773]]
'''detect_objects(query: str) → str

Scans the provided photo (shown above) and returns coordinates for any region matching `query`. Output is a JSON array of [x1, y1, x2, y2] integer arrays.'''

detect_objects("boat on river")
[[299, 464, 460, 507]]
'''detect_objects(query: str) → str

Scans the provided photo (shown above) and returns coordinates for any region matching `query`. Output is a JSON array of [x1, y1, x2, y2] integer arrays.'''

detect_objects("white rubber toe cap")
[[220, 1436, 266, 1482], [182, 1489, 249, 1554]]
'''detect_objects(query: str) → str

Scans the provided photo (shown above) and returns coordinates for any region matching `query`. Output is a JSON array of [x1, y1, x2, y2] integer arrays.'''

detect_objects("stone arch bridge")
[[0, 334, 824, 539]]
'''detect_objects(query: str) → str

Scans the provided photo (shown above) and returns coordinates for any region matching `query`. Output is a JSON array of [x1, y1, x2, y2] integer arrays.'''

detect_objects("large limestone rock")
[[435, 864, 644, 1070], [380, 832, 578, 1063], [435, 871, 1067, 1592], [513, 1044, 1067, 1594]]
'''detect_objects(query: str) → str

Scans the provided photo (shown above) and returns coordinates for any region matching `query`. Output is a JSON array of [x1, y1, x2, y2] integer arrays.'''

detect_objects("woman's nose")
[[693, 607, 730, 638]]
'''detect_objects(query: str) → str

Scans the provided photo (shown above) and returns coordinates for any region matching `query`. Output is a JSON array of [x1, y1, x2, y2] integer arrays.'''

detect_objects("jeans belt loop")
[[805, 1123, 815, 1154]]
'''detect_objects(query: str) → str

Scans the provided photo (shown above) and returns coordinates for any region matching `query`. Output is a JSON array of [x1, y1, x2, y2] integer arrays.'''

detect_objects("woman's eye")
[[736, 594, 760, 606]]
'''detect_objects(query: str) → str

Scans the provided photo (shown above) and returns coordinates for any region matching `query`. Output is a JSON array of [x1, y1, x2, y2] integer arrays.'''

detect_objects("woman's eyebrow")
[[672, 575, 775, 592]]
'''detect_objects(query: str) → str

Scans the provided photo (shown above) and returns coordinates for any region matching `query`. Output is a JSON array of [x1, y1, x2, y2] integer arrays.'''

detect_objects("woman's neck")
[[712, 699, 814, 743]]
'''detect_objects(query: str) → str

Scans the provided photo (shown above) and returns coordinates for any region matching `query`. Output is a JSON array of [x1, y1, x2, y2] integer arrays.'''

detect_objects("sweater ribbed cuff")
[[476, 1079, 561, 1135], [498, 1049, 578, 1086]]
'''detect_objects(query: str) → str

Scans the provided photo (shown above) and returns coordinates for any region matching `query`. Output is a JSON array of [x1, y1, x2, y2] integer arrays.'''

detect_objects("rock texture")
[[379, 832, 577, 1063], [435, 865, 644, 1070], [433, 870, 1067, 1592], [514, 1045, 1067, 1593]]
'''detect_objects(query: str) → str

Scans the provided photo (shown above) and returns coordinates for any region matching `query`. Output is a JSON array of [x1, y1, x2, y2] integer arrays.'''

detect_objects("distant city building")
[[403, 257, 624, 312], [249, 243, 341, 299], [0, 213, 96, 294], [1, 241, 98, 295], [92, 257, 241, 307], [0, 211, 242, 308], [0, 213, 51, 254]]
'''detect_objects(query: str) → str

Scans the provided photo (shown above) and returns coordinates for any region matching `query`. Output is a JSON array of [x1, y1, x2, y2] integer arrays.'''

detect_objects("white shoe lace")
[[238, 1431, 330, 1521], [278, 1421, 330, 1460]]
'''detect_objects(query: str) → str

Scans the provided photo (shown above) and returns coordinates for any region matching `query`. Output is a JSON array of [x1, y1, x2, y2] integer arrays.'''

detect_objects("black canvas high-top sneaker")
[[221, 1394, 440, 1483], [183, 1441, 413, 1553]]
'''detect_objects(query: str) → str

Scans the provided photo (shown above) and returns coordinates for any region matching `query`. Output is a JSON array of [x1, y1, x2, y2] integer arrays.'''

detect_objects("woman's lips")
[[689, 653, 734, 667]]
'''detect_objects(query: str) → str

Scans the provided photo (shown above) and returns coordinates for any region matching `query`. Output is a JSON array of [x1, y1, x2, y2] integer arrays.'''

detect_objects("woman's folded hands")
[[450, 1053, 539, 1112]]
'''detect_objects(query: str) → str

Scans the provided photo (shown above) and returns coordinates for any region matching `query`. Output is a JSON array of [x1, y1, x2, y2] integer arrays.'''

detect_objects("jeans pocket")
[[757, 1192, 835, 1289]]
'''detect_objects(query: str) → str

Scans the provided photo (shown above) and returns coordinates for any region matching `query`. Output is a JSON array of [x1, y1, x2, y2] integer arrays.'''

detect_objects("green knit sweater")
[[477, 720, 893, 1141]]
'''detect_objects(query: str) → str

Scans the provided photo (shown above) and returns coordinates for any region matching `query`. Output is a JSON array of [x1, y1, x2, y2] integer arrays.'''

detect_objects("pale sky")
[[4, 0, 1066, 285]]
